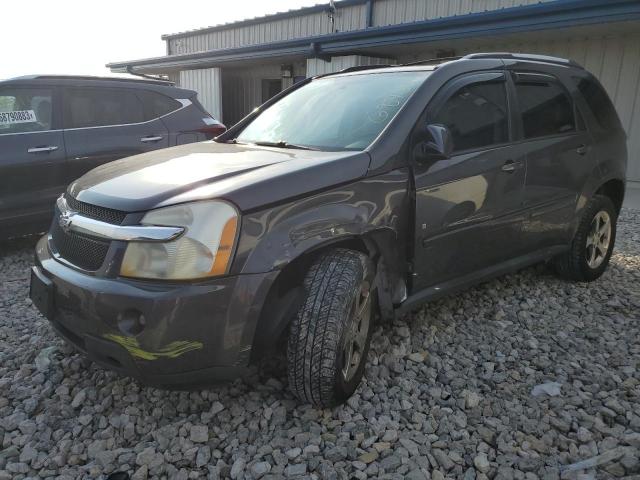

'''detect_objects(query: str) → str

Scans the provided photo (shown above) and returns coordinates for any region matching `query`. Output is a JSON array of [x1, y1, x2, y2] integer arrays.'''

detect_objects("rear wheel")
[[552, 194, 617, 282], [287, 249, 374, 408]]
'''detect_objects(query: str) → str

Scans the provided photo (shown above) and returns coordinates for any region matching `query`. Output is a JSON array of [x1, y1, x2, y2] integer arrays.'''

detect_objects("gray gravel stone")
[[190, 425, 208, 443], [0, 209, 638, 479]]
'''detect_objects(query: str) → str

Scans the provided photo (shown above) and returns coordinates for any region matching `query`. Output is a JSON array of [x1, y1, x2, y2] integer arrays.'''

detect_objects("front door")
[[412, 72, 526, 291], [0, 86, 66, 234], [62, 87, 169, 185]]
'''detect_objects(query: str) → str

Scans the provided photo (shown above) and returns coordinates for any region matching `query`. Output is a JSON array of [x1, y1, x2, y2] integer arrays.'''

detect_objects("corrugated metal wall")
[[372, 0, 553, 26], [167, 0, 554, 55], [168, 3, 367, 55], [306, 55, 394, 77], [179, 68, 223, 120]]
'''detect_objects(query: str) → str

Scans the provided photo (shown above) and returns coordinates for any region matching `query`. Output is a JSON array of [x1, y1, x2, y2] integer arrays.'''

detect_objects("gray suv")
[[0, 75, 225, 239], [30, 54, 626, 407]]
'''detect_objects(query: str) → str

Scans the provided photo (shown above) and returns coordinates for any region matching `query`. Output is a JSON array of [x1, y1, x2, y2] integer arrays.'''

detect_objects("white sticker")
[[0, 110, 37, 125]]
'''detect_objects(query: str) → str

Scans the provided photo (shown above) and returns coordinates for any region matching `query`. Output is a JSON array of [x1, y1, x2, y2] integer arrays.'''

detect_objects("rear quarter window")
[[573, 76, 621, 131], [136, 90, 182, 121]]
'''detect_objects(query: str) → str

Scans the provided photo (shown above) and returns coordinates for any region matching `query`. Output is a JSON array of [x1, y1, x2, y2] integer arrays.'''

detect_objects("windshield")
[[237, 71, 430, 151]]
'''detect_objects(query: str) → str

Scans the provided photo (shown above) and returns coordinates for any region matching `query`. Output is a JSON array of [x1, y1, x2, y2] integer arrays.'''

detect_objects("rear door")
[[412, 72, 527, 291], [62, 87, 169, 184], [511, 72, 595, 249], [0, 85, 66, 232]]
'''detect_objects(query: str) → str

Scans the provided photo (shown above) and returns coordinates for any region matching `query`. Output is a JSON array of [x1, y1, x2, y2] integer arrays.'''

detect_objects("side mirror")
[[414, 124, 453, 162]]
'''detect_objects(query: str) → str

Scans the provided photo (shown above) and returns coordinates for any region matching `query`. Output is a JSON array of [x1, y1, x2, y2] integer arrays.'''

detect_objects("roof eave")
[[108, 0, 640, 73]]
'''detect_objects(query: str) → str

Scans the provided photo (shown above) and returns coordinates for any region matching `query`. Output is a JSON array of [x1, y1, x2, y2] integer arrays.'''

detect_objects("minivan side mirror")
[[414, 124, 453, 162]]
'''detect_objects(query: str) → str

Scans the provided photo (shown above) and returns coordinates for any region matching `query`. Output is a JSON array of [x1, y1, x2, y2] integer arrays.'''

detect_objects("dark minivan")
[[30, 54, 626, 407], [0, 75, 225, 239]]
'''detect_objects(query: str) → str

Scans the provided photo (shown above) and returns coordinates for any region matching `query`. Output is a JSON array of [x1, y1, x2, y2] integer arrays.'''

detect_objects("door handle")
[[501, 160, 522, 173], [28, 146, 59, 153], [140, 135, 163, 143], [576, 144, 588, 155]]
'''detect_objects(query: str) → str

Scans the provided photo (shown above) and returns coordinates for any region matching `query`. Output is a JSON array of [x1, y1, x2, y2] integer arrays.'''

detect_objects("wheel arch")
[[248, 229, 399, 363], [594, 178, 625, 214]]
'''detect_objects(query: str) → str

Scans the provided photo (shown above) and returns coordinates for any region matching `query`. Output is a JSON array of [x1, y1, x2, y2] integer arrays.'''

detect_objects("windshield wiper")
[[252, 140, 318, 151]]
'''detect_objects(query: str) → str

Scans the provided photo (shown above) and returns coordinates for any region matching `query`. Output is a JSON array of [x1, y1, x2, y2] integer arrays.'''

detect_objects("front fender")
[[231, 170, 411, 276]]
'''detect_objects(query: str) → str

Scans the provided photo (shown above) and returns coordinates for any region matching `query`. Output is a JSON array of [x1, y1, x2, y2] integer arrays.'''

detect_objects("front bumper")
[[31, 235, 277, 387]]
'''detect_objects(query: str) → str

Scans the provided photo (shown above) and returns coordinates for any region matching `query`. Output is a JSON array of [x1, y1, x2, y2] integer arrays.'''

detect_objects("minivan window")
[[574, 76, 621, 131], [65, 88, 144, 128], [515, 81, 575, 139], [136, 90, 182, 121], [0, 88, 53, 134], [237, 71, 430, 151], [432, 81, 509, 152]]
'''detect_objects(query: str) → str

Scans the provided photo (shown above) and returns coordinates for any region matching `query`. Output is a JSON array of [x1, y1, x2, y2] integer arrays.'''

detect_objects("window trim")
[[511, 71, 578, 141], [422, 71, 513, 156], [61, 87, 191, 131]]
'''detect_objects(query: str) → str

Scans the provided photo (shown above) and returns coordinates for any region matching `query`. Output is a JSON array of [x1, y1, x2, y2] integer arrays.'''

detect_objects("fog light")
[[117, 309, 145, 336]]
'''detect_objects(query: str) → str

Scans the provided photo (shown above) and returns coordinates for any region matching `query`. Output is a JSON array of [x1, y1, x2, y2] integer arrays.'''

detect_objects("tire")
[[287, 249, 375, 408], [552, 194, 617, 282]]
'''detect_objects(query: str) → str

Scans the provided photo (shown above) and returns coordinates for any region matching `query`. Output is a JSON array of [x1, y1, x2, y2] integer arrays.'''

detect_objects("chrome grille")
[[50, 221, 111, 271], [64, 194, 127, 225]]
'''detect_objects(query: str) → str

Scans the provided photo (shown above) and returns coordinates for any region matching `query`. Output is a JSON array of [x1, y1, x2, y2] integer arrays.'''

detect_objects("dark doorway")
[[261, 79, 282, 102]]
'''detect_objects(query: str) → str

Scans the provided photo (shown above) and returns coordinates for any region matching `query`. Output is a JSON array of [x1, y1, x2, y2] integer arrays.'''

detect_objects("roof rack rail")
[[402, 55, 463, 66], [317, 57, 456, 78], [336, 64, 396, 74], [29, 74, 174, 86], [463, 52, 583, 68]]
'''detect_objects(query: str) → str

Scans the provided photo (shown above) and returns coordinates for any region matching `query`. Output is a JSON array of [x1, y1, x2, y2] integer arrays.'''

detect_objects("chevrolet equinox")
[[30, 53, 627, 407]]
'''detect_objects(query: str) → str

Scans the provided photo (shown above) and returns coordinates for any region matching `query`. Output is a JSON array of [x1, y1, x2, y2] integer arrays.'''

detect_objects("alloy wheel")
[[586, 210, 612, 269], [341, 281, 372, 382]]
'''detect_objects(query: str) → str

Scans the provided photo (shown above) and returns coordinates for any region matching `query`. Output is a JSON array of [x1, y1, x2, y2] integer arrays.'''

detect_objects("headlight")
[[120, 200, 238, 280]]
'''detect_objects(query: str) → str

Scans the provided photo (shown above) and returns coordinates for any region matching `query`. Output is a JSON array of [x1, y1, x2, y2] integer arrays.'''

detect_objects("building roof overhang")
[[107, 0, 640, 74]]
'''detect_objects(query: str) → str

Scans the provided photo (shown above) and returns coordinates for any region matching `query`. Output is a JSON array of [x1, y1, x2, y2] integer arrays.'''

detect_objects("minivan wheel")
[[552, 194, 617, 282], [287, 249, 374, 408]]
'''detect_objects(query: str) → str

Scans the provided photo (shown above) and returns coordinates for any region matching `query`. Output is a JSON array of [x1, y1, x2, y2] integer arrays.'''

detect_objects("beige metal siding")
[[453, 33, 640, 182], [372, 0, 553, 26], [168, 3, 367, 55], [179, 68, 223, 120], [221, 64, 282, 125]]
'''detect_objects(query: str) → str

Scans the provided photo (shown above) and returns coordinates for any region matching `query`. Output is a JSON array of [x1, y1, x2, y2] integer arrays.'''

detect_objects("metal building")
[[108, 0, 640, 186]]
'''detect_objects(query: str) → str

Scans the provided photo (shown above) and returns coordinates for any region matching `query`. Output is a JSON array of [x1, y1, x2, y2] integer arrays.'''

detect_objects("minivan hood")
[[69, 142, 371, 212]]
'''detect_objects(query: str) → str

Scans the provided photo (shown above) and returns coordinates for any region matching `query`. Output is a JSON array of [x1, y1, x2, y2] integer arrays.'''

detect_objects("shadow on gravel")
[[0, 234, 40, 257]]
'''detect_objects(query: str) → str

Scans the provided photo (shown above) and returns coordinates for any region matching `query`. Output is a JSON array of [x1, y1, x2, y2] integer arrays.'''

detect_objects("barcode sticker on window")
[[0, 110, 37, 125]]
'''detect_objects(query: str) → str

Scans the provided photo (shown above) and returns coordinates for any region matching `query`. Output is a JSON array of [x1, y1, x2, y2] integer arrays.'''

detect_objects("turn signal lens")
[[120, 201, 238, 280]]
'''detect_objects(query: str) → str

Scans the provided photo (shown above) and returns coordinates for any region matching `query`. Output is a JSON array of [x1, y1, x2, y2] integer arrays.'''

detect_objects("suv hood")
[[68, 142, 371, 212]]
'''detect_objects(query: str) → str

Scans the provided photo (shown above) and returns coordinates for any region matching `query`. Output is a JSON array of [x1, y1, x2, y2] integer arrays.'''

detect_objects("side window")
[[515, 79, 575, 139], [136, 90, 182, 120], [573, 76, 621, 131], [0, 88, 53, 134], [65, 88, 144, 128], [431, 80, 509, 152]]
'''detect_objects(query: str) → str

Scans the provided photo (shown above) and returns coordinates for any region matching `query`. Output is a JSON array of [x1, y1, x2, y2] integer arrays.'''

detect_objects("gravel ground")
[[0, 209, 638, 480]]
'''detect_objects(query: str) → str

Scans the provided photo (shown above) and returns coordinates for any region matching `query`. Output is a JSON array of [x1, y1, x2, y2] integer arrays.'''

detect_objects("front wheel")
[[287, 249, 374, 408], [552, 194, 617, 282]]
